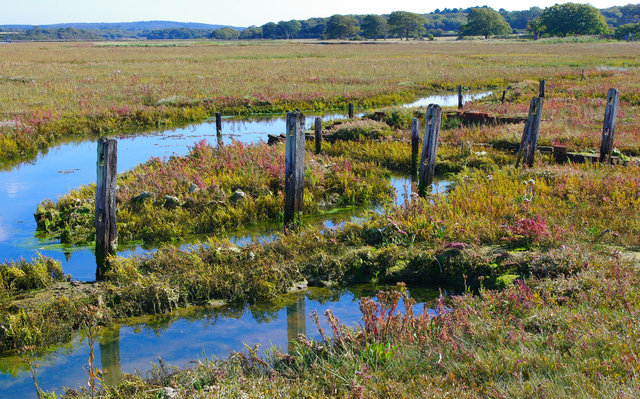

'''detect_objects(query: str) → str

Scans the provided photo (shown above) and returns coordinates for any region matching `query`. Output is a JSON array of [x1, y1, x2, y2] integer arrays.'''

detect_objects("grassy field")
[[1, 40, 640, 398], [1, 40, 640, 165]]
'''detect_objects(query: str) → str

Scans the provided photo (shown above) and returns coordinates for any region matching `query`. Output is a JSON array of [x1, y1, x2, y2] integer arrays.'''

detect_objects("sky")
[[0, 0, 628, 27]]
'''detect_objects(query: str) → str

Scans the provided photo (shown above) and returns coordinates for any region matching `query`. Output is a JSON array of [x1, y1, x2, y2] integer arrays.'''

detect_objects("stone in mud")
[[229, 190, 246, 204], [131, 191, 153, 205], [163, 195, 182, 209], [288, 278, 308, 293]]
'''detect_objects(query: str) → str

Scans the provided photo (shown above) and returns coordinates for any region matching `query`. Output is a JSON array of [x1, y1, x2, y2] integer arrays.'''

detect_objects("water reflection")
[[0, 284, 438, 398]]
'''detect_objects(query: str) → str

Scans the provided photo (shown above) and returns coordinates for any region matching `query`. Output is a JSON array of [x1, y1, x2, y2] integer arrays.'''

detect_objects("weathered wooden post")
[[95, 138, 117, 280], [411, 118, 420, 181], [581, 68, 585, 80], [515, 97, 544, 168], [284, 111, 305, 228], [457, 85, 463, 109], [501, 90, 506, 104], [539, 79, 545, 98], [418, 105, 442, 197], [314, 117, 322, 154], [348, 103, 354, 119], [600, 88, 620, 162], [215, 112, 223, 147]]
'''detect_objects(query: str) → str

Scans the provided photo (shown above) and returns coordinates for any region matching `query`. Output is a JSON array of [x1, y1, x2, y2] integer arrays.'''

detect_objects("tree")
[[210, 27, 240, 40], [239, 26, 262, 39], [324, 15, 359, 39], [261, 22, 279, 39], [361, 14, 387, 40], [615, 23, 640, 40], [388, 11, 426, 40], [536, 3, 610, 37], [277, 20, 301, 39], [458, 7, 512, 38]]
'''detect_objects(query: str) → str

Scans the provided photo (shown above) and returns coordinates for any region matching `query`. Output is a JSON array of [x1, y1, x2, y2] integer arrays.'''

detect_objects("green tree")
[[458, 7, 512, 38], [324, 15, 359, 39], [277, 20, 301, 39], [615, 23, 640, 40], [536, 3, 610, 37], [361, 14, 387, 40], [210, 27, 240, 40], [388, 11, 426, 40]]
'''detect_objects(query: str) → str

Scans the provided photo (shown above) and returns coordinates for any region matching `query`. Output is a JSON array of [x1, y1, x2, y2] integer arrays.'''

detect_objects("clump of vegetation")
[[35, 140, 392, 245], [0, 255, 66, 297], [328, 119, 396, 141]]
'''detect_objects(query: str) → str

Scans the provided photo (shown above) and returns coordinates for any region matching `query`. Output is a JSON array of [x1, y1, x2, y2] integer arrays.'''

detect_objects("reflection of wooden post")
[[95, 138, 117, 280], [411, 118, 419, 181], [457, 85, 463, 109], [348, 103, 354, 119], [284, 111, 305, 228], [215, 112, 223, 147], [539, 79, 545, 98], [314, 117, 322, 154], [99, 328, 122, 387], [516, 97, 544, 168], [287, 296, 306, 354], [418, 105, 442, 197], [600, 88, 620, 162]]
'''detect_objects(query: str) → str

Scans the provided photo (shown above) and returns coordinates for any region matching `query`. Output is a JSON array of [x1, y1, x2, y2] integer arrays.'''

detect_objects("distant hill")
[[0, 21, 244, 32]]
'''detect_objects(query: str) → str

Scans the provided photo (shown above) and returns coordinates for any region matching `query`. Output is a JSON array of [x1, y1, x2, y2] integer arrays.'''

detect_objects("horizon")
[[0, 0, 631, 27]]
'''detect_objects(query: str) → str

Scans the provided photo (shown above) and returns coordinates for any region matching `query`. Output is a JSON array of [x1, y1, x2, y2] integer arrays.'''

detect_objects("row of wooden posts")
[[93, 82, 620, 278]]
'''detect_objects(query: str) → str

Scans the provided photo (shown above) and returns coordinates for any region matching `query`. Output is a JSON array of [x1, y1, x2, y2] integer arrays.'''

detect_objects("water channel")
[[0, 91, 486, 397]]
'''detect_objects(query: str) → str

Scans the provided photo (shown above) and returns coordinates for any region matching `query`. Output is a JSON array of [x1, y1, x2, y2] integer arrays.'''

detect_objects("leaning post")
[[515, 97, 544, 168], [418, 105, 442, 197], [314, 117, 322, 154], [284, 111, 305, 229], [457, 85, 463, 109], [95, 138, 118, 280], [215, 112, 223, 147], [348, 103, 354, 119], [411, 118, 420, 181], [600, 88, 620, 162]]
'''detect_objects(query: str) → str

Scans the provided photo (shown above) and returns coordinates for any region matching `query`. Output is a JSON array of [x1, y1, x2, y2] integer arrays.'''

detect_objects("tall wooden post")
[[516, 97, 544, 168], [284, 111, 305, 228], [411, 118, 420, 181], [457, 85, 463, 109], [581, 68, 585, 80], [215, 112, 223, 147], [348, 103, 354, 119], [600, 88, 620, 162], [314, 117, 322, 154], [418, 105, 442, 197], [501, 90, 506, 104], [95, 138, 117, 280], [539, 79, 545, 98]]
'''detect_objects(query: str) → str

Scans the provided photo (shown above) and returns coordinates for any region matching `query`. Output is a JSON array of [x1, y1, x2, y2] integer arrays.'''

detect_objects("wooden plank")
[[284, 111, 306, 228], [314, 117, 322, 154], [600, 88, 620, 162], [539, 79, 545, 98], [515, 97, 544, 168], [458, 85, 463, 109], [215, 112, 223, 147], [95, 138, 118, 280], [418, 105, 442, 197], [348, 103, 354, 119], [411, 118, 419, 181]]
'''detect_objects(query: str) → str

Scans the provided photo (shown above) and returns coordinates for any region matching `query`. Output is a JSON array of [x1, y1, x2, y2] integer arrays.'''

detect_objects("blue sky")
[[0, 0, 626, 26]]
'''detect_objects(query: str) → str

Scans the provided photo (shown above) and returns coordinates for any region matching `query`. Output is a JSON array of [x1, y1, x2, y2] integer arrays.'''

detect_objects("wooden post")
[[284, 111, 305, 228], [314, 117, 322, 154], [215, 112, 223, 147], [600, 88, 620, 162], [348, 103, 354, 119], [581, 68, 585, 80], [411, 118, 420, 181], [457, 85, 463, 109], [515, 97, 544, 168], [539, 79, 545, 98], [95, 138, 118, 280], [501, 90, 506, 104], [418, 105, 442, 197]]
